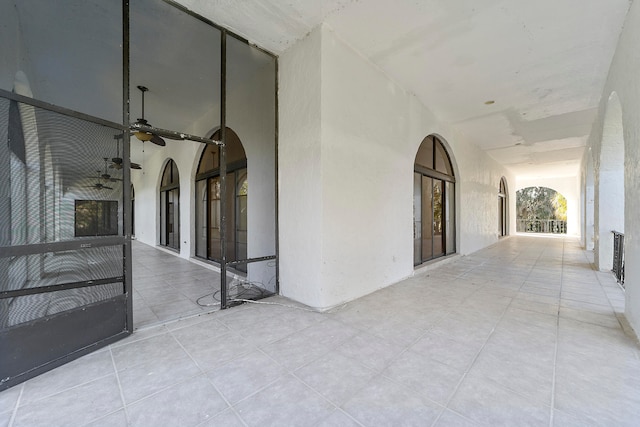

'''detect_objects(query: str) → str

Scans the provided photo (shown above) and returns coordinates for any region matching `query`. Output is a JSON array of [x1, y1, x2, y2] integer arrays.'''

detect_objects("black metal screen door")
[[0, 94, 131, 391]]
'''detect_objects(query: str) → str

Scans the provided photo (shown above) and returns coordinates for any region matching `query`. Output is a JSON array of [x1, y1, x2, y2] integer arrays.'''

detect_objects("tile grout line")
[[548, 238, 565, 427], [431, 237, 556, 427], [10, 367, 117, 409], [289, 371, 361, 427], [109, 345, 130, 426], [166, 326, 249, 427], [241, 328, 362, 424], [429, 238, 543, 427], [367, 261, 497, 411], [316, 408, 365, 427], [6, 383, 24, 427], [588, 248, 629, 333]]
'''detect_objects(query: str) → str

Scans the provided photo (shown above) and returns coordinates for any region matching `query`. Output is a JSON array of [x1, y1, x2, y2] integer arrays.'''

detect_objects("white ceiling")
[[180, 0, 631, 179]]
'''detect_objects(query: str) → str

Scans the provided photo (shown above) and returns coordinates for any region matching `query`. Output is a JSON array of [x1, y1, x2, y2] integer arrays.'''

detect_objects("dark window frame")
[[74, 199, 119, 237], [159, 159, 180, 250], [195, 128, 247, 270], [414, 135, 456, 266]]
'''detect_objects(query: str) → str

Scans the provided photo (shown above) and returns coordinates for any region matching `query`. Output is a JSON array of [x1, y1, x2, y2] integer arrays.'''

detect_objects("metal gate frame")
[[0, 0, 280, 390]]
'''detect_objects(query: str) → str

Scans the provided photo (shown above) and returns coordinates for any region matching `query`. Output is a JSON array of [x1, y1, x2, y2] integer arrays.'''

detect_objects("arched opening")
[[595, 92, 624, 271], [499, 177, 508, 237], [195, 127, 247, 271], [516, 187, 567, 234], [414, 135, 456, 265], [159, 159, 180, 250]]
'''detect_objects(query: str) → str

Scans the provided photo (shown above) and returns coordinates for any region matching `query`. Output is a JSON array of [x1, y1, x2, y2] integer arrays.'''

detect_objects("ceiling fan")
[[131, 85, 183, 147], [110, 134, 142, 170], [130, 85, 224, 147], [84, 181, 113, 191], [89, 158, 123, 183]]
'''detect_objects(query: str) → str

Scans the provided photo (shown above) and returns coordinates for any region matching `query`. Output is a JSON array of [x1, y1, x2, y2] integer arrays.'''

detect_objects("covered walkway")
[[1, 236, 638, 426]]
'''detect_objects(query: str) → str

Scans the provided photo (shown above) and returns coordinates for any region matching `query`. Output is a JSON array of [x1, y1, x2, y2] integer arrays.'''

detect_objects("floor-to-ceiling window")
[[195, 128, 247, 271], [159, 159, 179, 250], [499, 177, 508, 237], [414, 135, 456, 265]]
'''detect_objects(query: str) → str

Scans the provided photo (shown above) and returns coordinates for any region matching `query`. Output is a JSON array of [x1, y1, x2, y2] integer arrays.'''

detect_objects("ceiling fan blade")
[[103, 186, 114, 190], [109, 161, 140, 170], [150, 134, 166, 146]]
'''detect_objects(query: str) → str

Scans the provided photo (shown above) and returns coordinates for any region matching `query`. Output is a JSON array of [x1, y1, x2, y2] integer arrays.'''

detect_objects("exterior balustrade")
[[612, 230, 625, 288], [516, 219, 567, 234]]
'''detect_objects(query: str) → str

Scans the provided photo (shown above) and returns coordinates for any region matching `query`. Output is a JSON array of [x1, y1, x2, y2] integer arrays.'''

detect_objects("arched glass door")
[[160, 159, 180, 250], [499, 177, 508, 237], [195, 128, 247, 271], [414, 135, 456, 265]]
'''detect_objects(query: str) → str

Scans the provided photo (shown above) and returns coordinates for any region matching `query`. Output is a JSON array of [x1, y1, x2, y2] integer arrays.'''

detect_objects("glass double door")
[[206, 169, 248, 270], [414, 174, 447, 264], [160, 188, 180, 250]]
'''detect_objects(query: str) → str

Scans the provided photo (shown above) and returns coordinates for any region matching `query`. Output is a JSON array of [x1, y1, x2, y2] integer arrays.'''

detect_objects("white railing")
[[516, 219, 567, 234], [612, 230, 625, 288]]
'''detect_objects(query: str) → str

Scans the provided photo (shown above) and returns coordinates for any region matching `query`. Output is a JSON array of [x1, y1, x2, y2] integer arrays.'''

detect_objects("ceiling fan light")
[[134, 131, 153, 142]]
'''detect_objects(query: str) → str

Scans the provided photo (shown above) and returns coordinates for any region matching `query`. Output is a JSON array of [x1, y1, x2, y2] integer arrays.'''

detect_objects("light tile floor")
[[2, 235, 640, 426], [131, 241, 223, 328]]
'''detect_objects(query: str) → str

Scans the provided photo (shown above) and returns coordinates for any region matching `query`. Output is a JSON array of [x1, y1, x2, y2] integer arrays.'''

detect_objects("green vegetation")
[[516, 187, 567, 221]]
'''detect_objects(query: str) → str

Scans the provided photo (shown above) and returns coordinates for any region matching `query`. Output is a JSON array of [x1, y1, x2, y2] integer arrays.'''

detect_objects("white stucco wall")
[[515, 176, 580, 236], [279, 24, 515, 310], [278, 27, 324, 306], [593, 93, 625, 271], [580, 150, 595, 250], [582, 0, 640, 334], [454, 138, 517, 254]]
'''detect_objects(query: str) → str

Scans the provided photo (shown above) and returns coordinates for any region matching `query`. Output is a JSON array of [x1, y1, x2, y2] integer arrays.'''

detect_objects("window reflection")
[[414, 135, 456, 265]]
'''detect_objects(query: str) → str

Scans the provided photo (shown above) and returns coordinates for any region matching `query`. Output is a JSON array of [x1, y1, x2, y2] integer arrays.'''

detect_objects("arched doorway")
[[499, 177, 508, 237], [195, 127, 247, 271], [516, 187, 567, 234], [414, 135, 456, 266], [159, 159, 180, 250]]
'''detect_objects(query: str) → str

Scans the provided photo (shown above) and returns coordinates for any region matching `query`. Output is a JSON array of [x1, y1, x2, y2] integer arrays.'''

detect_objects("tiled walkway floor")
[[1, 235, 639, 426], [131, 241, 222, 329]]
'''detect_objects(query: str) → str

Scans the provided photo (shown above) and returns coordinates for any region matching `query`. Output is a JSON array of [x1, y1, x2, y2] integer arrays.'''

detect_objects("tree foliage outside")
[[516, 187, 567, 221]]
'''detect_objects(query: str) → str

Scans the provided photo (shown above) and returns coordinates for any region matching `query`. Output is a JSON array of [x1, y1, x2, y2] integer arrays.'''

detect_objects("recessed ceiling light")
[[484, 100, 495, 105]]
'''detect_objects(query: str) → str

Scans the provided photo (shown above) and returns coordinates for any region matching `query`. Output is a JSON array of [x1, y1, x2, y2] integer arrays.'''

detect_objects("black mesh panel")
[[0, 94, 126, 329]]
